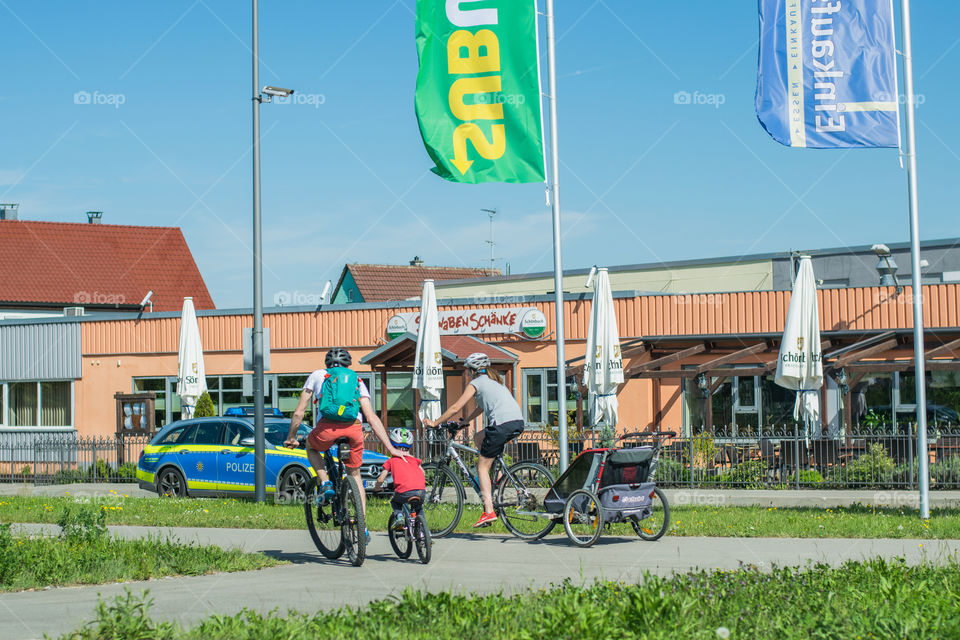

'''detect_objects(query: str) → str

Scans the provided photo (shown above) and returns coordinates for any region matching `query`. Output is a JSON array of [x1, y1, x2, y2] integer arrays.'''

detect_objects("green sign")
[[415, 0, 545, 184]]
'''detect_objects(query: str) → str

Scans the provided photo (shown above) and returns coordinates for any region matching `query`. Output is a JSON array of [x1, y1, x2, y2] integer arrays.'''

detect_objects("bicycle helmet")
[[325, 347, 352, 368], [463, 352, 490, 372], [388, 427, 414, 449]]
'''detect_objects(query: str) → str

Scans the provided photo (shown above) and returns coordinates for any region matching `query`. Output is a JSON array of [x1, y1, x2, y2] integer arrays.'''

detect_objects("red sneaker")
[[473, 511, 498, 528]]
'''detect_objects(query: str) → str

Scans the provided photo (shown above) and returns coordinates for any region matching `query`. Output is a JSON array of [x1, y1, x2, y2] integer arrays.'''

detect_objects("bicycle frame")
[[431, 428, 519, 499]]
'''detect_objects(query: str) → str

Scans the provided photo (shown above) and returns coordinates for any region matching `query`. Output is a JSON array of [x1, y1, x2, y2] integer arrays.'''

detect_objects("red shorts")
[[307, 420, 364, 468]]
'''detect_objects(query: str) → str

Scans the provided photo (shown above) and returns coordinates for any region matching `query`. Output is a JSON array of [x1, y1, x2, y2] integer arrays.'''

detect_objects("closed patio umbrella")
[[413, 279, 444, 426], [584, 268, 624, 430], [775, 256, 823, 437], [177, 297, 207, 419]]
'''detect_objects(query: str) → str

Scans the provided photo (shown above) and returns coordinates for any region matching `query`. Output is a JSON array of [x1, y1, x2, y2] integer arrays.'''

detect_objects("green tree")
[[194, 391, 216, 418]]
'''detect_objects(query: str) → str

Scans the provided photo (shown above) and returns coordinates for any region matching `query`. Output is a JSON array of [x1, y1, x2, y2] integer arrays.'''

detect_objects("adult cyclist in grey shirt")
[[423, 352, 524, 527]]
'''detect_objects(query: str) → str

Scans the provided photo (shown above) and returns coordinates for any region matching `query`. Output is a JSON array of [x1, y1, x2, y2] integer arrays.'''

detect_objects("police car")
[[137, 417, 388, 500]]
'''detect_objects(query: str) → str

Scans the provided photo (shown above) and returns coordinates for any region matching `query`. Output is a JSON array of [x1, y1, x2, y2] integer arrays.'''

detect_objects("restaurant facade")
[[1, 283, 959, 448]]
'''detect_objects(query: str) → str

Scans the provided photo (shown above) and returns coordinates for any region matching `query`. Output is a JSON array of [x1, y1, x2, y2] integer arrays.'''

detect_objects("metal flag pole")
[[251, 0, 267, 502], [544, 0, 568, 471], [899, 0, 929, 519]]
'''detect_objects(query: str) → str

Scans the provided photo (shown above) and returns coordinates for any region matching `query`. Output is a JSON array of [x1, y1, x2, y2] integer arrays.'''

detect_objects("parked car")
[[137, 417, 387, 500]]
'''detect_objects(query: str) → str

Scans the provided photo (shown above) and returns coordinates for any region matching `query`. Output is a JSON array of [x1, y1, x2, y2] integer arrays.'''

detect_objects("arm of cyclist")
[[422, 384, 476, 428], [360, 396, 408, 459], [372, 466, 390, 492], [283, 389, 314, 448]]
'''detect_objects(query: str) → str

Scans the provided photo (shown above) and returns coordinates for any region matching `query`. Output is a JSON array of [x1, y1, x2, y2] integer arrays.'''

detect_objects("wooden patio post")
[[379, 367, 389, 428]]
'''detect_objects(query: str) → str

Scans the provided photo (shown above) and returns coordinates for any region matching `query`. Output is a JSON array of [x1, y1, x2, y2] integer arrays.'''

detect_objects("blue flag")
[[756, 0, 900, 148]]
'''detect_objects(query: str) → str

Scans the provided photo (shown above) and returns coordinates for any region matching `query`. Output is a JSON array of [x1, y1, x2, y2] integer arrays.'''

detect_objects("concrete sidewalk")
[[2, 523, 958, 640], [3, 482, 959, 508]]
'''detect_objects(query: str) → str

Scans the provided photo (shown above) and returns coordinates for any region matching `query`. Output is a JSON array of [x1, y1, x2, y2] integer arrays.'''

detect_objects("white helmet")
[[388, 427, 414, 449], [464, 352, 490, 371]]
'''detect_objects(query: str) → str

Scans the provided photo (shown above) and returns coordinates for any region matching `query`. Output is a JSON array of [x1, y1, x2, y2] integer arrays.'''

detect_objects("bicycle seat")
[[407, 496, 423, 507]]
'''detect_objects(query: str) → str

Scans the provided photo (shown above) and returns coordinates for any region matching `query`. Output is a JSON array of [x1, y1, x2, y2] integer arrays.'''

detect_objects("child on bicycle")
[[373, 427, 426, 520], [423, 352, 524, 528]]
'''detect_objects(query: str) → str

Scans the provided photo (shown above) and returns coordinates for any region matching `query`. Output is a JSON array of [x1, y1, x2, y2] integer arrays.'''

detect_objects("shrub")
[[653, 457, 689, 484], [194, 391, 216, 418], [839, 443, 895, 487], [57, 504, 108, 545], [789, 469, 823, 485], [931, 456, 960, 487], [716, 459, 766, 487]]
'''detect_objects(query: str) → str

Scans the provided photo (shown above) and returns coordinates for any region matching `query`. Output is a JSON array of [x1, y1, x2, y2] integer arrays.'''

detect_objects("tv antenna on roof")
[[481, 208, 497, 275]]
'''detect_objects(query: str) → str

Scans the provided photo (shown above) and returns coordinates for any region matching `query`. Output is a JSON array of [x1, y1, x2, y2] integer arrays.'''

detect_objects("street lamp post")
[[251, 0, 293, 502]]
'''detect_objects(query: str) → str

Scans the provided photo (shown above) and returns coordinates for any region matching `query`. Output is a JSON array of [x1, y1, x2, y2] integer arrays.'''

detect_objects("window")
[[157, 426, 189, 444], [682, 373, 762, 439], [278, 375, 310, 422], [224, 422, 252, 446], [134, 378, 168, 428], [3, 381, 73, 428], [522, 368, 576, 428], [192, 422, 224, 445]]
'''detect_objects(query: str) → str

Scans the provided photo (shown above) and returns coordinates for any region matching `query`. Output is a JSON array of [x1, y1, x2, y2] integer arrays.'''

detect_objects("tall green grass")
[[62, 558, 960, 639]]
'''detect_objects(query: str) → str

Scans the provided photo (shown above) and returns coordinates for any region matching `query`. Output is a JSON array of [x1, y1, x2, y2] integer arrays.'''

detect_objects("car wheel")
[[277, 466, 310, 504], [157, 467, 187, 498]]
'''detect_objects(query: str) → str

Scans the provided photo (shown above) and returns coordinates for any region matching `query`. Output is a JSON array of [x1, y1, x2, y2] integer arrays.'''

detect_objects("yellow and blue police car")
[[137, 417, 387, 500]]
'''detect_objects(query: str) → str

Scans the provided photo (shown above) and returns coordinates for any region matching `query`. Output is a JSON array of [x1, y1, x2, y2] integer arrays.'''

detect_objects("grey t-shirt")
[[469, 375, 523, 426]]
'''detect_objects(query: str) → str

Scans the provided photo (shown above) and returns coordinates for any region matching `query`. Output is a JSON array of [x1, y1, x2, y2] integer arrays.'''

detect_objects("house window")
[[134, 377, 168, 428], [682, 372, 761, 439], [522, 368, 576, 428], [3, 381, 73, 428]]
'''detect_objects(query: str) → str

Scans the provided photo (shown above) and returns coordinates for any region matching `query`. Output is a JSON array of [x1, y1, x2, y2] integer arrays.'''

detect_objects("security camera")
[[262, 86, 294, 98], [139, 290, 154, 308], [871, 243, 891, 257]]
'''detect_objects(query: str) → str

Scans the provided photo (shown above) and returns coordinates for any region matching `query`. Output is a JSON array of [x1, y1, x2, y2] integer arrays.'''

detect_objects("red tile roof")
[[0, 220, 214, 311], [342, 263, 497, 302]]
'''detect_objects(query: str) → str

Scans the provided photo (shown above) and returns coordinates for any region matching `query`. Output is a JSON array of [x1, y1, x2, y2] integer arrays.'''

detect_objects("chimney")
[[410, 256, 424, 267], [86, 211, 103, 224], [0, 204, 19, 220]]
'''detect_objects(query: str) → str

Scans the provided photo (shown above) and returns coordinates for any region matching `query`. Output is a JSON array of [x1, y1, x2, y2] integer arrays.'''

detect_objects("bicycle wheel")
[[339, 474, 366, 567], [563, 489, 603, 548], [304, 477, 344, 559], [422, 462, 464, 538], [631, 487, 670, 541], [496, 462, 556, 540], [413, 511, 432, 565], [387, 510, 412, 559]]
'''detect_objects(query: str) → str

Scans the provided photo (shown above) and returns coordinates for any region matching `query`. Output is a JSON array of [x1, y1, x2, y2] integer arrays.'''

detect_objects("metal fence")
[[4, 424, 958, 490], [0, 434, 150, 485], [365, 423, 960, 490]]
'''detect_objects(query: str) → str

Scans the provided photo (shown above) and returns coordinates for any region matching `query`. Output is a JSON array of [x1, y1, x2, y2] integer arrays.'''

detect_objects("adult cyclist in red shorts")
[[284, 348, 405, 538]]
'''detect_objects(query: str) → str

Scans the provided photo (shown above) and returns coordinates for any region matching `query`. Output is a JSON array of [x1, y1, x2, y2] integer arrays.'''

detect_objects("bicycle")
[[386, 494, 432, 564], [298, 435, 367, 566], [421, 420, 555, 539]]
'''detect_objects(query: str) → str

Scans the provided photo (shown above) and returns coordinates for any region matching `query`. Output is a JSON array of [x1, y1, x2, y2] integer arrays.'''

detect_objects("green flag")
[[415, 0, 545, 184]]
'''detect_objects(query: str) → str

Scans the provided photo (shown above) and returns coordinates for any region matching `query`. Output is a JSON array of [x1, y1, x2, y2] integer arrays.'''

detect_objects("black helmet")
[[325, 348, 352, 368]]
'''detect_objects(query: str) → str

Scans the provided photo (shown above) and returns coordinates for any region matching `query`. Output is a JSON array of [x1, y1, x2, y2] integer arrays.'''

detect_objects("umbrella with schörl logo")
[[584, 268, 624, 428], [177, 297, 207, 419], [413, 279, 444, 424]]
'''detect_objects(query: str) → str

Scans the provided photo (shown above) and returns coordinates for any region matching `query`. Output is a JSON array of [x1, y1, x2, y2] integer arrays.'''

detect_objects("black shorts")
[[391, 489, 426, 512], [479, 420, 525, 458]]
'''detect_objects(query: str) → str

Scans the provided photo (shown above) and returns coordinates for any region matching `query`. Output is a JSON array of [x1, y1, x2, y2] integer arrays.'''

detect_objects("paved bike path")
[[2, 524, 958, 640]]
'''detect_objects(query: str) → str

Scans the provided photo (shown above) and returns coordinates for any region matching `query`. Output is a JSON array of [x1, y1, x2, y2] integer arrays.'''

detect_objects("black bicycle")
[[299, 436, 367, 566], [422, 420, 555, 539], [387, 494, 432, 564]]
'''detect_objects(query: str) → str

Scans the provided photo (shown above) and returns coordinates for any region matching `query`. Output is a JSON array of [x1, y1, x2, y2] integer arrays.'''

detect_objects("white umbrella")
[[413, 280, 444, 424], [177, 297, 207, 419], [775, 256, 823, 437], [584, 268, 624, 428]]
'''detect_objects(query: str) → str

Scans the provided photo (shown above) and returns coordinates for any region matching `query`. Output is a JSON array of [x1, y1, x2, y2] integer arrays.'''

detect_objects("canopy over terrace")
[[361, 332, 519, 431], [593, 328, 960, 437]]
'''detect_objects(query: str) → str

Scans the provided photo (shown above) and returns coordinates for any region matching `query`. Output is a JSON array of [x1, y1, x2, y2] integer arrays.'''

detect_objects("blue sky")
[[2, 1, 958, 308]]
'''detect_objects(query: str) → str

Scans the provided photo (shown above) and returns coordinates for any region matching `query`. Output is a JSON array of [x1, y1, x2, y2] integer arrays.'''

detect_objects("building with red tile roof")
[[331, 258, 497, 303], [0, 219, 214, 313]]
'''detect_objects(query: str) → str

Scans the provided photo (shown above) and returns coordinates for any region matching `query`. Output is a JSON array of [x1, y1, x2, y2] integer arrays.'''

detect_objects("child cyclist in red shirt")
[[373, 427, 426, 518]]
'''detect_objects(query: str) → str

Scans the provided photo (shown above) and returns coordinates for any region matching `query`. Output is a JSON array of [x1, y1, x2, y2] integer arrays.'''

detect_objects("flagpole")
[[899, 0, 929, 519], [544, 0, 568, 471]]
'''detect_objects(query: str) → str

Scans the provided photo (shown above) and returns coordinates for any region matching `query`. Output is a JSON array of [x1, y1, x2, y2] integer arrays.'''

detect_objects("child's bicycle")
[[386, 494, 432, 564], [298, 435, 367, 566], [511, 430, 675, 547], [422, 420, 556, 539]]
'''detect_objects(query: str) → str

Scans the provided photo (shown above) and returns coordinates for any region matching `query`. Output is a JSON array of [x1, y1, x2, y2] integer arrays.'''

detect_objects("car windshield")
[[263, 421, 307, 447]]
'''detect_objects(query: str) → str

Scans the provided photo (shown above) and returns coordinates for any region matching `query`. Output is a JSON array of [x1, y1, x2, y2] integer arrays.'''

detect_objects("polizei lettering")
[[810, 0, 845, 133]]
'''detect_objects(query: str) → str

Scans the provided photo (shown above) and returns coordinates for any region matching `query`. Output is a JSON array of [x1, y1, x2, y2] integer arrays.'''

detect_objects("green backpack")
[[318, 366, 361, 423]]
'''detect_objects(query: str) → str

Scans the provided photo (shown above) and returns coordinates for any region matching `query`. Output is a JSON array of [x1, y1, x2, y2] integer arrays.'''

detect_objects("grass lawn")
[[0, 505, 280, 592], [62, 558, 960, 639], [2, 494, 959, 538]]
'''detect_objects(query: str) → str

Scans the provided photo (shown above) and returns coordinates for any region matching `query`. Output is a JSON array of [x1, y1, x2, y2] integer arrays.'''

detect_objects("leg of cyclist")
[[477, 454, 495, 514], [473, 421, 524, 528]]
